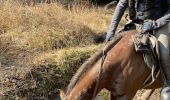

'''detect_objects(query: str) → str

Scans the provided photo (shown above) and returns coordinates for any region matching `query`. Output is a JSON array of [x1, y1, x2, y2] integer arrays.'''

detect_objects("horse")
[[60, 30, 163, 100]]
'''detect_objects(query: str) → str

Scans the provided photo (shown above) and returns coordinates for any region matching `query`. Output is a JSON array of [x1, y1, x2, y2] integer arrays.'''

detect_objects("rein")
[[92, 43, 107, 100], [91, 34, 123, 99], [91, 31, 125, 99]]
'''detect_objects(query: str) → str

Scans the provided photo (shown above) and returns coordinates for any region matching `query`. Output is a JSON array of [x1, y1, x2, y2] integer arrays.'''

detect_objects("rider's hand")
[[142, 20, 156, 33], [105, 31, 115, 42]]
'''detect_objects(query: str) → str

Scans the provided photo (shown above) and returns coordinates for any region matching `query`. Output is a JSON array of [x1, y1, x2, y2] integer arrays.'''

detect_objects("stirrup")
[[132, 33, 152, 54], [134, 44, 152, 54]]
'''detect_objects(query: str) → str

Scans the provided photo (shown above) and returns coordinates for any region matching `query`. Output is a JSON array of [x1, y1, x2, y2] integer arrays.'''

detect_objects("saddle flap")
[[149, 35, 157, 49]]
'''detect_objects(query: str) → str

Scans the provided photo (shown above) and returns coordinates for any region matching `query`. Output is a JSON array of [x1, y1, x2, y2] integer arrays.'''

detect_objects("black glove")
[[105, 31, 115, 42]]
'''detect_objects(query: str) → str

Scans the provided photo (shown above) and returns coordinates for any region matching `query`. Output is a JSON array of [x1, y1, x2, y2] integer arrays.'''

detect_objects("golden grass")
[[0, 1, 112, 50], [0, 0, 119, 71]]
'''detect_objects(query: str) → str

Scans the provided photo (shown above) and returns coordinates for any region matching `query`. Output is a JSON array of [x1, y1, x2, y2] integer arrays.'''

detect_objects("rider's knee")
[[161, 86, 170, 100]]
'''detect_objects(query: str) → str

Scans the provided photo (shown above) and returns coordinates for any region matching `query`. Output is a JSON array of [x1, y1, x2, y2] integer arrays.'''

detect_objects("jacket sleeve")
[[155, 0, 170, 29], [129, 0, 136, 20], [107, 0, 128, 35]]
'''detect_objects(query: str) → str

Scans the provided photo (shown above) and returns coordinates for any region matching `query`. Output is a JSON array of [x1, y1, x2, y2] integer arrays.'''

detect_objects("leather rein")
[[92, 44, 107, 100]]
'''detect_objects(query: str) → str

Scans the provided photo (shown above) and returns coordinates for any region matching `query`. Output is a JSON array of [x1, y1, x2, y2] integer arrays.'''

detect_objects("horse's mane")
[[65, 34, 123, 95]]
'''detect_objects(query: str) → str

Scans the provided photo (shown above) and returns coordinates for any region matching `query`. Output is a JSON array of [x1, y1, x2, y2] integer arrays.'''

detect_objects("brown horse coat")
[[61, 30, 162, 100]]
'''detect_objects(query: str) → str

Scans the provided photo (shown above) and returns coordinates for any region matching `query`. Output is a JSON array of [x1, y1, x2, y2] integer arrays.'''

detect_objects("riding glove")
[[105, 31, 115, 42], [142, 20, 156, 33]]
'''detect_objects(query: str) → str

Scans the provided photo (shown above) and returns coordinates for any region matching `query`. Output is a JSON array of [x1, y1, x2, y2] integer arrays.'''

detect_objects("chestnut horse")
[[60, 30, 162, 100]]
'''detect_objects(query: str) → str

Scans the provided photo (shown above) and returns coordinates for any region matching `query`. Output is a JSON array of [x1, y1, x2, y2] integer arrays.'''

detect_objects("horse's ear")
[[59, 89, 66, 100]]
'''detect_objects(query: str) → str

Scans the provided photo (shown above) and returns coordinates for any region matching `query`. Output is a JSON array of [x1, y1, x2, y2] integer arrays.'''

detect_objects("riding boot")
[[161, 86, 170, 100], [160, 59, 170, 100], [160, 57, 170, 100], [155, 22, 170, 100]]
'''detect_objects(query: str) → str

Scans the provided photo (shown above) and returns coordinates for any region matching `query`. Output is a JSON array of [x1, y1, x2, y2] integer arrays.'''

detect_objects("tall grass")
[[0, 0, 112, 50]]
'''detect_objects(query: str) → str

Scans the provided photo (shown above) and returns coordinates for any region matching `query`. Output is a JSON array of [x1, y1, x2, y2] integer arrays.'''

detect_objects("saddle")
[[118, 22, 161, 88], [132, 29, 160, 88]]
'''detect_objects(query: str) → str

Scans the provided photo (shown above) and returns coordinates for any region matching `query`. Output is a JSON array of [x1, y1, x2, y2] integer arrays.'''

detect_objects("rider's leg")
[[155, 22, 170, 100]]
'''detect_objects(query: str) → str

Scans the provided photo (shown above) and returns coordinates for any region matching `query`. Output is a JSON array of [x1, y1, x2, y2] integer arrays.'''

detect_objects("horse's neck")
[[65, 31, 145, 99], [65, 59, 101, 99]]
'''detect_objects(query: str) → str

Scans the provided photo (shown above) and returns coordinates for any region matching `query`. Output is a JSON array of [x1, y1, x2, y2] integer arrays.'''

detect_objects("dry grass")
[[0, 45, 102, 99], [0, 1, 112, 66]]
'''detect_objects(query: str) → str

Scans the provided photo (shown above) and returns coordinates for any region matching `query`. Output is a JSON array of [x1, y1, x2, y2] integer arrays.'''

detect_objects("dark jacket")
[[107, 0, 170, 35]]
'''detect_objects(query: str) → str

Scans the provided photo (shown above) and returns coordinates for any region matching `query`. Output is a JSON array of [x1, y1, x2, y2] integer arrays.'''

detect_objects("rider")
[[105, 0, 170, 99]]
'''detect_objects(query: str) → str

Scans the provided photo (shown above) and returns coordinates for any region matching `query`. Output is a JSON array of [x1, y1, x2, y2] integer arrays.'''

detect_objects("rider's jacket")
[[131, 0, 168, 20], [107, 0, 170, 35]]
